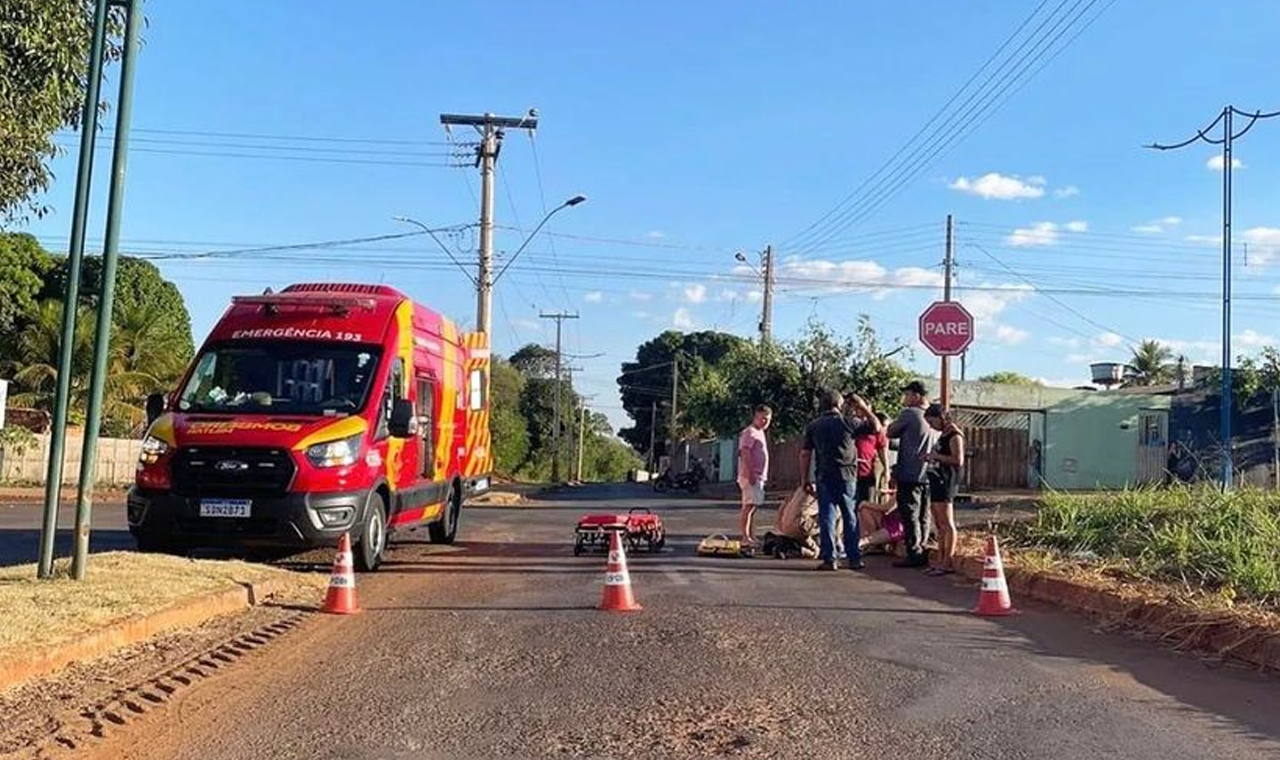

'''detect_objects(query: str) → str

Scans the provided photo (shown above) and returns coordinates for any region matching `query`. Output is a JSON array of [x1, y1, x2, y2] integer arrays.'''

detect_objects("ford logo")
[[214, 460, 249, 473]]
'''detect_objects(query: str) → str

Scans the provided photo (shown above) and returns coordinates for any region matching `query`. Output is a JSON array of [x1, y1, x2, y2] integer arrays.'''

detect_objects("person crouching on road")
[[737, 403, 772, 548], [886, 380, 935, 569], [858, 476, 902, 556], [923, 403, 965, 576], [800, 390, 881, 571]]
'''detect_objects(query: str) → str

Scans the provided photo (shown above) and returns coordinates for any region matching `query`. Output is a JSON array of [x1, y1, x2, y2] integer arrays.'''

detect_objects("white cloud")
[[1207, 155, 1244, 171], [630, 310, 651, 320], [627, 289, 653, 302], [1005, 220, 1087, 246], [772, 258, 945, 297], [1054, 185, 1080, 198], [1049, 336, 1081, 349], [1237, 329, 1276, 349], [1185, 234, 1221, 246], [644, 230, 666, 239], [672, 307, 695, 329], [514, 318, 542, 331], [1132, 216, 1184, 234], [1006, 221, 1059, 246], [682, 283, 707, 304], [745, 290, 763, 303], [949, 172, 1046, 200], [584, 291, 604, 304], [1096, 332, 1124, 348], [994, 324, 1030, 346]]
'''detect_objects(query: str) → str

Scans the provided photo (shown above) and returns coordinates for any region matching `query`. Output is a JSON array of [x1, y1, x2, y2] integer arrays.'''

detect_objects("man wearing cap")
[[800, 389, 881, 571], [886, 380, 936, 568]]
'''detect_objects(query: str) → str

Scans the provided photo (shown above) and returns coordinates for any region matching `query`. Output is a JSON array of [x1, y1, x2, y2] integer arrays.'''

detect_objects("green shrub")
[[1022, 486, 1280, 605]]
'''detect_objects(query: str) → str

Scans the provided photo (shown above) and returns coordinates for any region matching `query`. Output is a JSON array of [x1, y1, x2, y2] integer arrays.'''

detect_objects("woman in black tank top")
[[923, 404, 965, 575]]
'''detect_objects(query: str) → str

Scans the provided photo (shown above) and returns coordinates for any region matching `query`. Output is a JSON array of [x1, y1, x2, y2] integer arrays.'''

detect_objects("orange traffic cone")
[[598, 530, 642, 612], [972, 534, 1016, 616], [320, 533, 361, 615]]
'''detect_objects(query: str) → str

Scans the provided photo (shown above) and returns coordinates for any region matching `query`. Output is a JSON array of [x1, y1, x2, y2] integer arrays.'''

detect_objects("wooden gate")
[[951, 408, 1030, 490], [1136, 410, 1168, 484]]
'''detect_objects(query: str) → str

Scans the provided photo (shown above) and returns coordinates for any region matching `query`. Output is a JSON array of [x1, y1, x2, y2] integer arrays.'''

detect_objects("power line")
[[785, 0, 1111, 251], [63, 126, 456, 146]]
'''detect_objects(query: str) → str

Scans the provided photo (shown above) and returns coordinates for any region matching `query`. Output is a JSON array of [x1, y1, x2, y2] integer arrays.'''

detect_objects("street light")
[[493, 195, 587, 283], [392, 216, 478, 285]]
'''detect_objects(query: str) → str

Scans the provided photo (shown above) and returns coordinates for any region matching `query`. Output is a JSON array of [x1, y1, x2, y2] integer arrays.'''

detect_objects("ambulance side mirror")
[[388, 399, 414, 438], [145, 393, 166, 426]]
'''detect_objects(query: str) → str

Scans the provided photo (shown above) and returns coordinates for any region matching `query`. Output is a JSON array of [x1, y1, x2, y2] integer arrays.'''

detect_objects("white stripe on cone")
[[329, 574, 354, 588], [981, 577, 1007, 592], [334, 551, 353, 566], [604, 571, 629, 585], [984, 556, 1002, 570]]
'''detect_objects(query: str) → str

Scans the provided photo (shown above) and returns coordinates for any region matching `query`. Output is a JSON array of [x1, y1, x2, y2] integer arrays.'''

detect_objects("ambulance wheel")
[[355, 492, 388, 572], [429, 482, 461, 544]]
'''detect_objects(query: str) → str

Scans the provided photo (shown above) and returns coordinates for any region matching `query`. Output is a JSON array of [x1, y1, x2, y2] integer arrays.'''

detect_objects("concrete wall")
[[1040, 393, 1171, 489], [0, 434, 142, 486]]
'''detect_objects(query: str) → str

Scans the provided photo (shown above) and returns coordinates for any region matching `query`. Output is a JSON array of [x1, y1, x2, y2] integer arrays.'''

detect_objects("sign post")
[[918, 301, 974, 407]]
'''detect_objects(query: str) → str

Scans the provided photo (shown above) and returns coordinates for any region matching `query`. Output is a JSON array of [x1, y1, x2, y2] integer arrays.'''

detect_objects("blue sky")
[[19, 0, 1280, 432]]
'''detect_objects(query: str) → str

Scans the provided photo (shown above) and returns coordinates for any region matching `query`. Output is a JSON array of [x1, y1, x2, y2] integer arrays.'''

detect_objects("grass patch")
[[1008, 485, 1280, 607], [0, 552, 323, 662]]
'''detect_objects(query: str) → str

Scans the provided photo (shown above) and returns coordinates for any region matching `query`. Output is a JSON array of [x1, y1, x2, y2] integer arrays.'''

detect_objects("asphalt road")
[[19, 483, 1280, 760], [0, 500, 133, 566]]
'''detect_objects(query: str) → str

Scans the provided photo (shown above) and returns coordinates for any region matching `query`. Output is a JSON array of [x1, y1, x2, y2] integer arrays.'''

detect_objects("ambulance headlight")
[[306, 434, 363, 468], [139, 435, 170, 466]]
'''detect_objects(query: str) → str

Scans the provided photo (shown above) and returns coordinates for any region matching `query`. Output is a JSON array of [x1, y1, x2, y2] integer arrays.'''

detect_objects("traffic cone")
[[320, 533, 361, 615], [598, 530, 642, 612], [971, 534, 1016, 616]]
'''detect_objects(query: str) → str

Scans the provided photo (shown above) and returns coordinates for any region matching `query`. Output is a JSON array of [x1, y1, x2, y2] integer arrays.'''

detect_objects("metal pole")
[[941, 214, 954, 409], [37, 0, 111, 579], [477, 123, 497, 336], [70, 0, 143, 580], [1221, 106, 1234, 490], [761, 246, 774, 345]]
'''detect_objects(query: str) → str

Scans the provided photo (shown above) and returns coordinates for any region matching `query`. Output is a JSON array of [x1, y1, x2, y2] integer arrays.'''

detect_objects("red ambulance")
[[128, 283, 493, 570]]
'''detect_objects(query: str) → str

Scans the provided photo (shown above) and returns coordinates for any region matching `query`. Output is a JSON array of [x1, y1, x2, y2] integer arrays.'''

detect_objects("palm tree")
[[1128, 339, 1174, 386], [7, 300, 95, 416], [105, 300, 191, 433]]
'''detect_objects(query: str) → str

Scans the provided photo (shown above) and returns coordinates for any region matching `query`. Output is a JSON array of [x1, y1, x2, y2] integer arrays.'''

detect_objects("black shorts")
[[855, 476, 875, 505], [928, 471, 958, 503]]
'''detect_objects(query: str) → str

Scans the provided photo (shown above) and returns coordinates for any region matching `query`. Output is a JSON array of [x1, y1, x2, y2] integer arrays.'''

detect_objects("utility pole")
[[576, 406, 588, 483], [941, 214, 955, 409], [539, 311, 578, 482], [440, 111, 538, 335], [37, 0, 110, 580], [1148, 104, 1280, 489], [761, 245, 775, 345], [647, 400, 658, 473], [668, 356, 680, 470]]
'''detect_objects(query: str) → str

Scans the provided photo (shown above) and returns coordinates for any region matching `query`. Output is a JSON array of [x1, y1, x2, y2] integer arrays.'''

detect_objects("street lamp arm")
[[393, 216, 478, 285], [493, 195, 586, 284]]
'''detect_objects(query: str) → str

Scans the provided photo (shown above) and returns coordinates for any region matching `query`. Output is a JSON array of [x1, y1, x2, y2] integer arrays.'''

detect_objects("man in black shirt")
[[800, 389, 881, 571]]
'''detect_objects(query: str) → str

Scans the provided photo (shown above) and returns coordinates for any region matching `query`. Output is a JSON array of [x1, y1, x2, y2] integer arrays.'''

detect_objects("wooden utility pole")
[[941, 214, 954, 409], [647, 400, 658, 473], [576, 406, 588, 483]]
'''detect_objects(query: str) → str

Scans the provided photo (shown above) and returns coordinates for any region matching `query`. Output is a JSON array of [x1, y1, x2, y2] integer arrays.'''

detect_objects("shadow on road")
[[0, 527, 134, 567]]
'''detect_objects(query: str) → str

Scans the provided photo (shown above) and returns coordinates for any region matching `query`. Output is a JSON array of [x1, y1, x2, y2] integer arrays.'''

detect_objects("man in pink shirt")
[[737, 404, 773, 547]]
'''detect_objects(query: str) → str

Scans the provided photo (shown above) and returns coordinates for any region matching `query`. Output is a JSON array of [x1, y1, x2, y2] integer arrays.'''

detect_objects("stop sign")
[[918, 301, 974, 356]]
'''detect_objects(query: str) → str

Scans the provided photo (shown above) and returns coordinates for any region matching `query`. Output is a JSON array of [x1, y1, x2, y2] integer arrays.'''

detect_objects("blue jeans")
[[817, 476, 860, 564]]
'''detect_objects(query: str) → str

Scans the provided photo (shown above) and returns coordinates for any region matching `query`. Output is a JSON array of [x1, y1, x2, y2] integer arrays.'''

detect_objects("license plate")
[[199, 498, 252, 518]]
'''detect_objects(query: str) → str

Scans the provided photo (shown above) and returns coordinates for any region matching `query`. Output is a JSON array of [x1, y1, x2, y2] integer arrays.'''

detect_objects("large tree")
[[0, 1, 126, 224], [0, 233, 53, 355], [615, 330, 747, 455], [978, 370, 1041, 386]]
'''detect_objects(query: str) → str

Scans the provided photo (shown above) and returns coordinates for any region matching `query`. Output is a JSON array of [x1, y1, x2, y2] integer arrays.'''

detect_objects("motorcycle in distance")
[[652, 458, 707, 493]]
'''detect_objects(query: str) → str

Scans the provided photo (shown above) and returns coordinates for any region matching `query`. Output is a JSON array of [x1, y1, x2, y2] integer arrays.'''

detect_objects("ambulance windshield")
[[178, 343, 382, 416]]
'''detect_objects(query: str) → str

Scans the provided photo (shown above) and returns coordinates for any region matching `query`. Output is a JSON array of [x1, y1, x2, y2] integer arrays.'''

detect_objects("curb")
[[0, 577, 296, 694], [955, 553, 1280, 673]]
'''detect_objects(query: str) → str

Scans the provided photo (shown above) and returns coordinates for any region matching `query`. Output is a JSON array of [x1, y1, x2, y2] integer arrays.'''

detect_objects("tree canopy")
[[0, 1, 127, 225], [1127, 339, 1175, 386], [978, 371, 1041, 386]]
